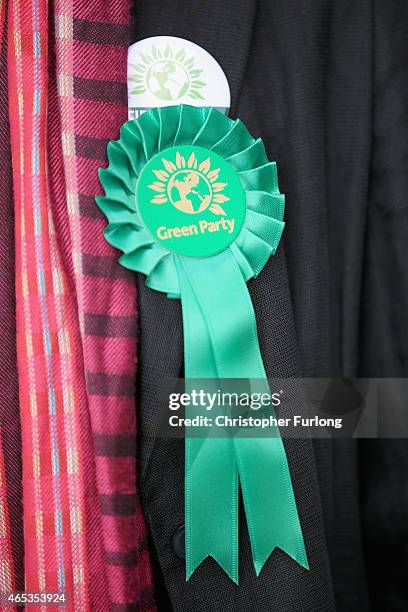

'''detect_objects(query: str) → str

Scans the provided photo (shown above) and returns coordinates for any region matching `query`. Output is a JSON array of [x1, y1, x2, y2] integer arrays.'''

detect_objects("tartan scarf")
[[5, 0, 156, 609], [0, 0, 23, 603]]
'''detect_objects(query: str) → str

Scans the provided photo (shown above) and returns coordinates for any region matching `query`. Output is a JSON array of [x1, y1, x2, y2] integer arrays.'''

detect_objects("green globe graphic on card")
[[130, 45, 205, 102], [147, 60, 189, 100], [127, 36, 231, 119]]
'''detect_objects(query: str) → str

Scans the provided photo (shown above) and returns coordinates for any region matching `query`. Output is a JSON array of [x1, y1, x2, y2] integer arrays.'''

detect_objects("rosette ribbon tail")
[[96, 104, 310, 586], [175, 251, 309, 583]]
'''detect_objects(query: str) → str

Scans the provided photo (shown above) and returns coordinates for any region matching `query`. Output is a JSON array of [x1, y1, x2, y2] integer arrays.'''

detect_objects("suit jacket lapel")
[[136, 277, 183, 479]]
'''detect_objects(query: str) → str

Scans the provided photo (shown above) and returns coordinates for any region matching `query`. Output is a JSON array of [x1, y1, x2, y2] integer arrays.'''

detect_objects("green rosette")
[[97, 105, 308, 583]]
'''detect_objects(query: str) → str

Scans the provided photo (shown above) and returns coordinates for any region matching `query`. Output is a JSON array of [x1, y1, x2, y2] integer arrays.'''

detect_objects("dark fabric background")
[[359, 2, 408, 609], [132, 1, 408, 610]]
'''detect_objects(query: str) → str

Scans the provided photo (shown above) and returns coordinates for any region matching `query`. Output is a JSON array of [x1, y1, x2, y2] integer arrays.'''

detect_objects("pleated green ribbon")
[[97, 105, 308, 583]]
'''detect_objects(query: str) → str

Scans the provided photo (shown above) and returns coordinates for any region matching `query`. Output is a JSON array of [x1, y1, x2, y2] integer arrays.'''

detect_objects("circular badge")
[[128, 36, 231, 119], [136, 145, 246, 257]]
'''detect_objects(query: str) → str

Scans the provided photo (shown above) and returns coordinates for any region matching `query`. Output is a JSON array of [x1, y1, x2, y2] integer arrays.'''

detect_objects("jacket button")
[[172, 525, 185, 559]]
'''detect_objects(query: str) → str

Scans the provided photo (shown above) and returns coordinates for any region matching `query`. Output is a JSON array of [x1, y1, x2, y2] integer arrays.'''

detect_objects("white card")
[[128, 36, 230, 119]]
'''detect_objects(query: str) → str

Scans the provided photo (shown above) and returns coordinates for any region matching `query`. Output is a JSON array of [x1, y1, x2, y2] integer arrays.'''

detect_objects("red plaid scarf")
[[5, 0, 156, 608], [0, 0, 23, 604]]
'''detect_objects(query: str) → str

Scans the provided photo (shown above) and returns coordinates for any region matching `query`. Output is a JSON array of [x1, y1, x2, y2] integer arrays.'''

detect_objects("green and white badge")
[[127, 36, 230, 119]]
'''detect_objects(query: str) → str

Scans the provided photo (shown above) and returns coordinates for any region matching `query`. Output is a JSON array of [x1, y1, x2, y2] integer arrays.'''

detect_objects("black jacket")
[[132, 1, 408, 610]]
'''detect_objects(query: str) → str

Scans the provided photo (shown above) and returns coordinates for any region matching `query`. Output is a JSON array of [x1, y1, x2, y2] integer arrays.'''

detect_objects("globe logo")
[[129, 45, 206, 102], [147, 61, 189, 101], [148, 150, 230, 217], [168, 170, 212, 214]]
